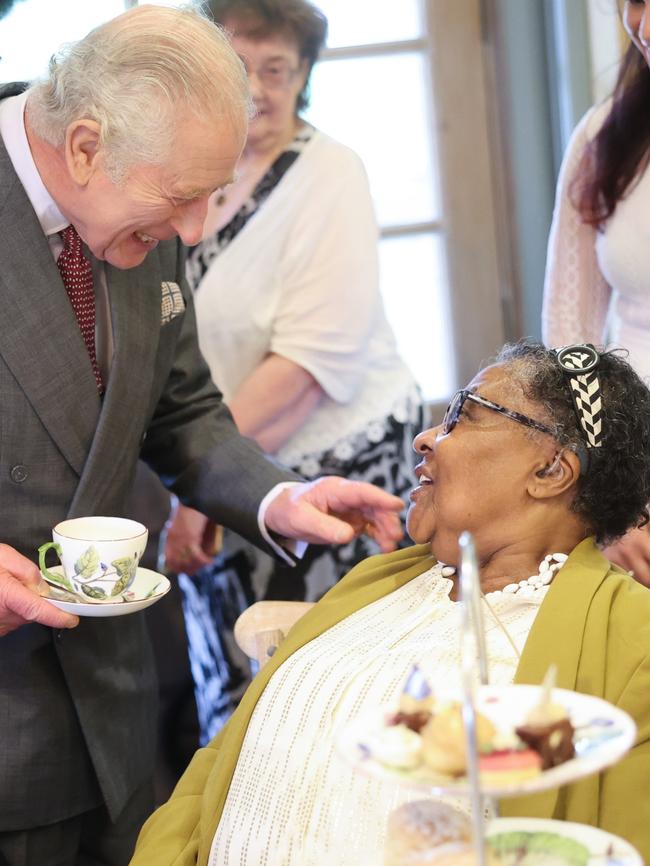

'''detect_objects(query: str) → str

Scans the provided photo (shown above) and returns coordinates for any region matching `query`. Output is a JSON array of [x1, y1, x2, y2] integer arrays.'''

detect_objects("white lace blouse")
[[542, 100, 650, 382], [209, 562, 550, 866]]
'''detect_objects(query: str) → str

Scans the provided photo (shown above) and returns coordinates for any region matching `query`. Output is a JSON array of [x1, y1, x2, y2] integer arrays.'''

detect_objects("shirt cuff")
[[257, 482, 308, 565]]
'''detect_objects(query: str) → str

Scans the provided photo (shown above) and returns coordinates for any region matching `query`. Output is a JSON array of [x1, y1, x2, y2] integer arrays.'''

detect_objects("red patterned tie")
[[57, 225, 103, 393]]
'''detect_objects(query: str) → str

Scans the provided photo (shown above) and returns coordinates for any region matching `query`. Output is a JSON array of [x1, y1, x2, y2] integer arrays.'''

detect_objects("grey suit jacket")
[[0, 83, 296, 830]]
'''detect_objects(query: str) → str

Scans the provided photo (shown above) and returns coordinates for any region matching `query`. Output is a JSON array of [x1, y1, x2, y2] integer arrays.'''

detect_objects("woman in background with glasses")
[[165, 0, 422, 742], [132, 340, 650, 866], [542, 0, 650, 584]]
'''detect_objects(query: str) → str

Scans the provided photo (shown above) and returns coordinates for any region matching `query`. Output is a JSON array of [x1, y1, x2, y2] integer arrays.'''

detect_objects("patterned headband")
[[552, 344, 603, 450]]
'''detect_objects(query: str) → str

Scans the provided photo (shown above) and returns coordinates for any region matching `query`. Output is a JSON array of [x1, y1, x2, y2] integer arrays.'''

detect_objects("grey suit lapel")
[[0, 83, 165, 512], [69, 256, 162, 516], [0, 137, 101, 477]]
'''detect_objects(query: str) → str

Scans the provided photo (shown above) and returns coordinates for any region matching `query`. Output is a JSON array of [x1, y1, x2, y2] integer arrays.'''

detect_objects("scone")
[[384, 800, 470, 866], [384, 800, 504, 865]]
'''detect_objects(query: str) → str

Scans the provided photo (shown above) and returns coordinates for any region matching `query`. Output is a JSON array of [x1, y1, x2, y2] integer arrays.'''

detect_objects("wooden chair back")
[[234, 600, 315, 667]]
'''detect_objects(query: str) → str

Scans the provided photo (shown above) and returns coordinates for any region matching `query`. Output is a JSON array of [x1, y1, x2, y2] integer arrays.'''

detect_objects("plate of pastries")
[[336, 666, 636, 797]]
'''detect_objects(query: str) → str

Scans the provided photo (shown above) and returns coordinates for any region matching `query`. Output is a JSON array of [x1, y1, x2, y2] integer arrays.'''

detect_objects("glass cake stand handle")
[[459, 531, 489, 866], [459, 531, 488, 686]]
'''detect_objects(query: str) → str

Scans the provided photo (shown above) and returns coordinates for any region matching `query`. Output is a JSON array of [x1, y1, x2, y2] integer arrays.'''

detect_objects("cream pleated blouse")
[[209, 563, 551, 866]]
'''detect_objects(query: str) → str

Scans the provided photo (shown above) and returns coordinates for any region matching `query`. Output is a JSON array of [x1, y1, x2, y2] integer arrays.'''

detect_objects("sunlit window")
[[0, 0, 125, 81], [307, 53, 439, 227], [305, 0, 451, 400], [379, 234, 454, 398], [315, 0, 423, 49]]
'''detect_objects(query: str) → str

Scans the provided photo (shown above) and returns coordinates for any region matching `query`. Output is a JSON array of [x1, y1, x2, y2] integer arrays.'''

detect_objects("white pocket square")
[[161, 281, 186, 324]]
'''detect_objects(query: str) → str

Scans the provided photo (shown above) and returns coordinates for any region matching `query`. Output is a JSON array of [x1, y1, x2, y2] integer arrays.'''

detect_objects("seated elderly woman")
[[131, 340, 650, 866]]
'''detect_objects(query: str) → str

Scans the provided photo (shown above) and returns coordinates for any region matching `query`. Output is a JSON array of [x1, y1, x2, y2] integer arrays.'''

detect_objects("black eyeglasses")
[[241, 59, 301, 89], [442, 389, 555, 437]]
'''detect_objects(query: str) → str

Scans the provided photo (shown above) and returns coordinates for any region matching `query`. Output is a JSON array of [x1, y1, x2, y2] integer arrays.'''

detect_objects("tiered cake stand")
[[336, 532, 643, 865]]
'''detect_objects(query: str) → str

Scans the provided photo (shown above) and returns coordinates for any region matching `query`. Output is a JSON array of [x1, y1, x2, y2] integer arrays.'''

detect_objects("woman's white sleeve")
[[542, 105, 613, 348]]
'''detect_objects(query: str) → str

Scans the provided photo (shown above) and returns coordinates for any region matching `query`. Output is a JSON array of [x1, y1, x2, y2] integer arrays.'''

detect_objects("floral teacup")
[[38, 516, 148, 601]]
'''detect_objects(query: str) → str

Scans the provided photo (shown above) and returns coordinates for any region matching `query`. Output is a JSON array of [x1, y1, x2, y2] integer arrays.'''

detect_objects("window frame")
[[317, 0, 511, 411]]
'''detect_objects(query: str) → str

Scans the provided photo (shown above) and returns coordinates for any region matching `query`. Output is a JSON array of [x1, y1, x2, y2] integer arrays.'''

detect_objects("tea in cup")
[[38, 516, 148, 601]]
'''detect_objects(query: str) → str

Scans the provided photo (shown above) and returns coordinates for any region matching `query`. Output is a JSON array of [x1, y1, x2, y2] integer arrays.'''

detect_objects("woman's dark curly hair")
[[496, 339, 650, 544], [202, 0, 327, 113]]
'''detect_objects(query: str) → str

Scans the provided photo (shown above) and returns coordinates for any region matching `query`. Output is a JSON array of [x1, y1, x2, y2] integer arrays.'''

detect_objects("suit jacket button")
[[10, 465, 28, 483]]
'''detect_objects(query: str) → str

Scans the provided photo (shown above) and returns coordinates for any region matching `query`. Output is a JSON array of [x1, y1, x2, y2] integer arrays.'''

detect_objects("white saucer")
[[42, 565, 170, 617]]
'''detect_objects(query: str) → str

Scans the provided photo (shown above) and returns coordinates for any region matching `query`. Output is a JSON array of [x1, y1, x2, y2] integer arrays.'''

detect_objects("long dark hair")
[[572, 44, 650, 227]]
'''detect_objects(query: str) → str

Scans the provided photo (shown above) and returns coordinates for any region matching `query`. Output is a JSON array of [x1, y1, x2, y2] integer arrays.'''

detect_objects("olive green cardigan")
[[131, 538, 650, 866]]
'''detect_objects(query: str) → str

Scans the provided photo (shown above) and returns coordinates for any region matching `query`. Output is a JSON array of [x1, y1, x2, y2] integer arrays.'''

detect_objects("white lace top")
[[542, 100, 650, 382], [191, 130, 417, 467], [209, 562, 550, 866]]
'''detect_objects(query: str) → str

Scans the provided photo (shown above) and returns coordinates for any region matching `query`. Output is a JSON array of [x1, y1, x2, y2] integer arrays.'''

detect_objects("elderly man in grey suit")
[[0, 6, 404, 865]]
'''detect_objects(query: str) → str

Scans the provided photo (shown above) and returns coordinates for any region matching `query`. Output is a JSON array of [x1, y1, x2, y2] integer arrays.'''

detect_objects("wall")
[[489, 0, 594, 340]]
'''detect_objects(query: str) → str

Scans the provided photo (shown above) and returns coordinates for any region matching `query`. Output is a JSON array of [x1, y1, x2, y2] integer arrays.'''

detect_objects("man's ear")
[[64, 119, 102, 187], [528, 449, 581, 499]]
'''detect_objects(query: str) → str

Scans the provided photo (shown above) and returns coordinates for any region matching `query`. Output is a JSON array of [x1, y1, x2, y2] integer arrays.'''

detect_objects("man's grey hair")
[[27, 4, 253, 182]]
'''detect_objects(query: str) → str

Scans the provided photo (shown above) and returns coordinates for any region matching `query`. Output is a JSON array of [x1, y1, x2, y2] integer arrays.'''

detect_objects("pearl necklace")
[[438, 552, 568, 596], [500, 552, 568, 595], [437, 553, 569, 662]]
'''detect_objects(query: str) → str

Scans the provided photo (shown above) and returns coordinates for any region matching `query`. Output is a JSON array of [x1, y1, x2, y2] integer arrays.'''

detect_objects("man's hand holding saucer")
[[0, 544, 79, 636]]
